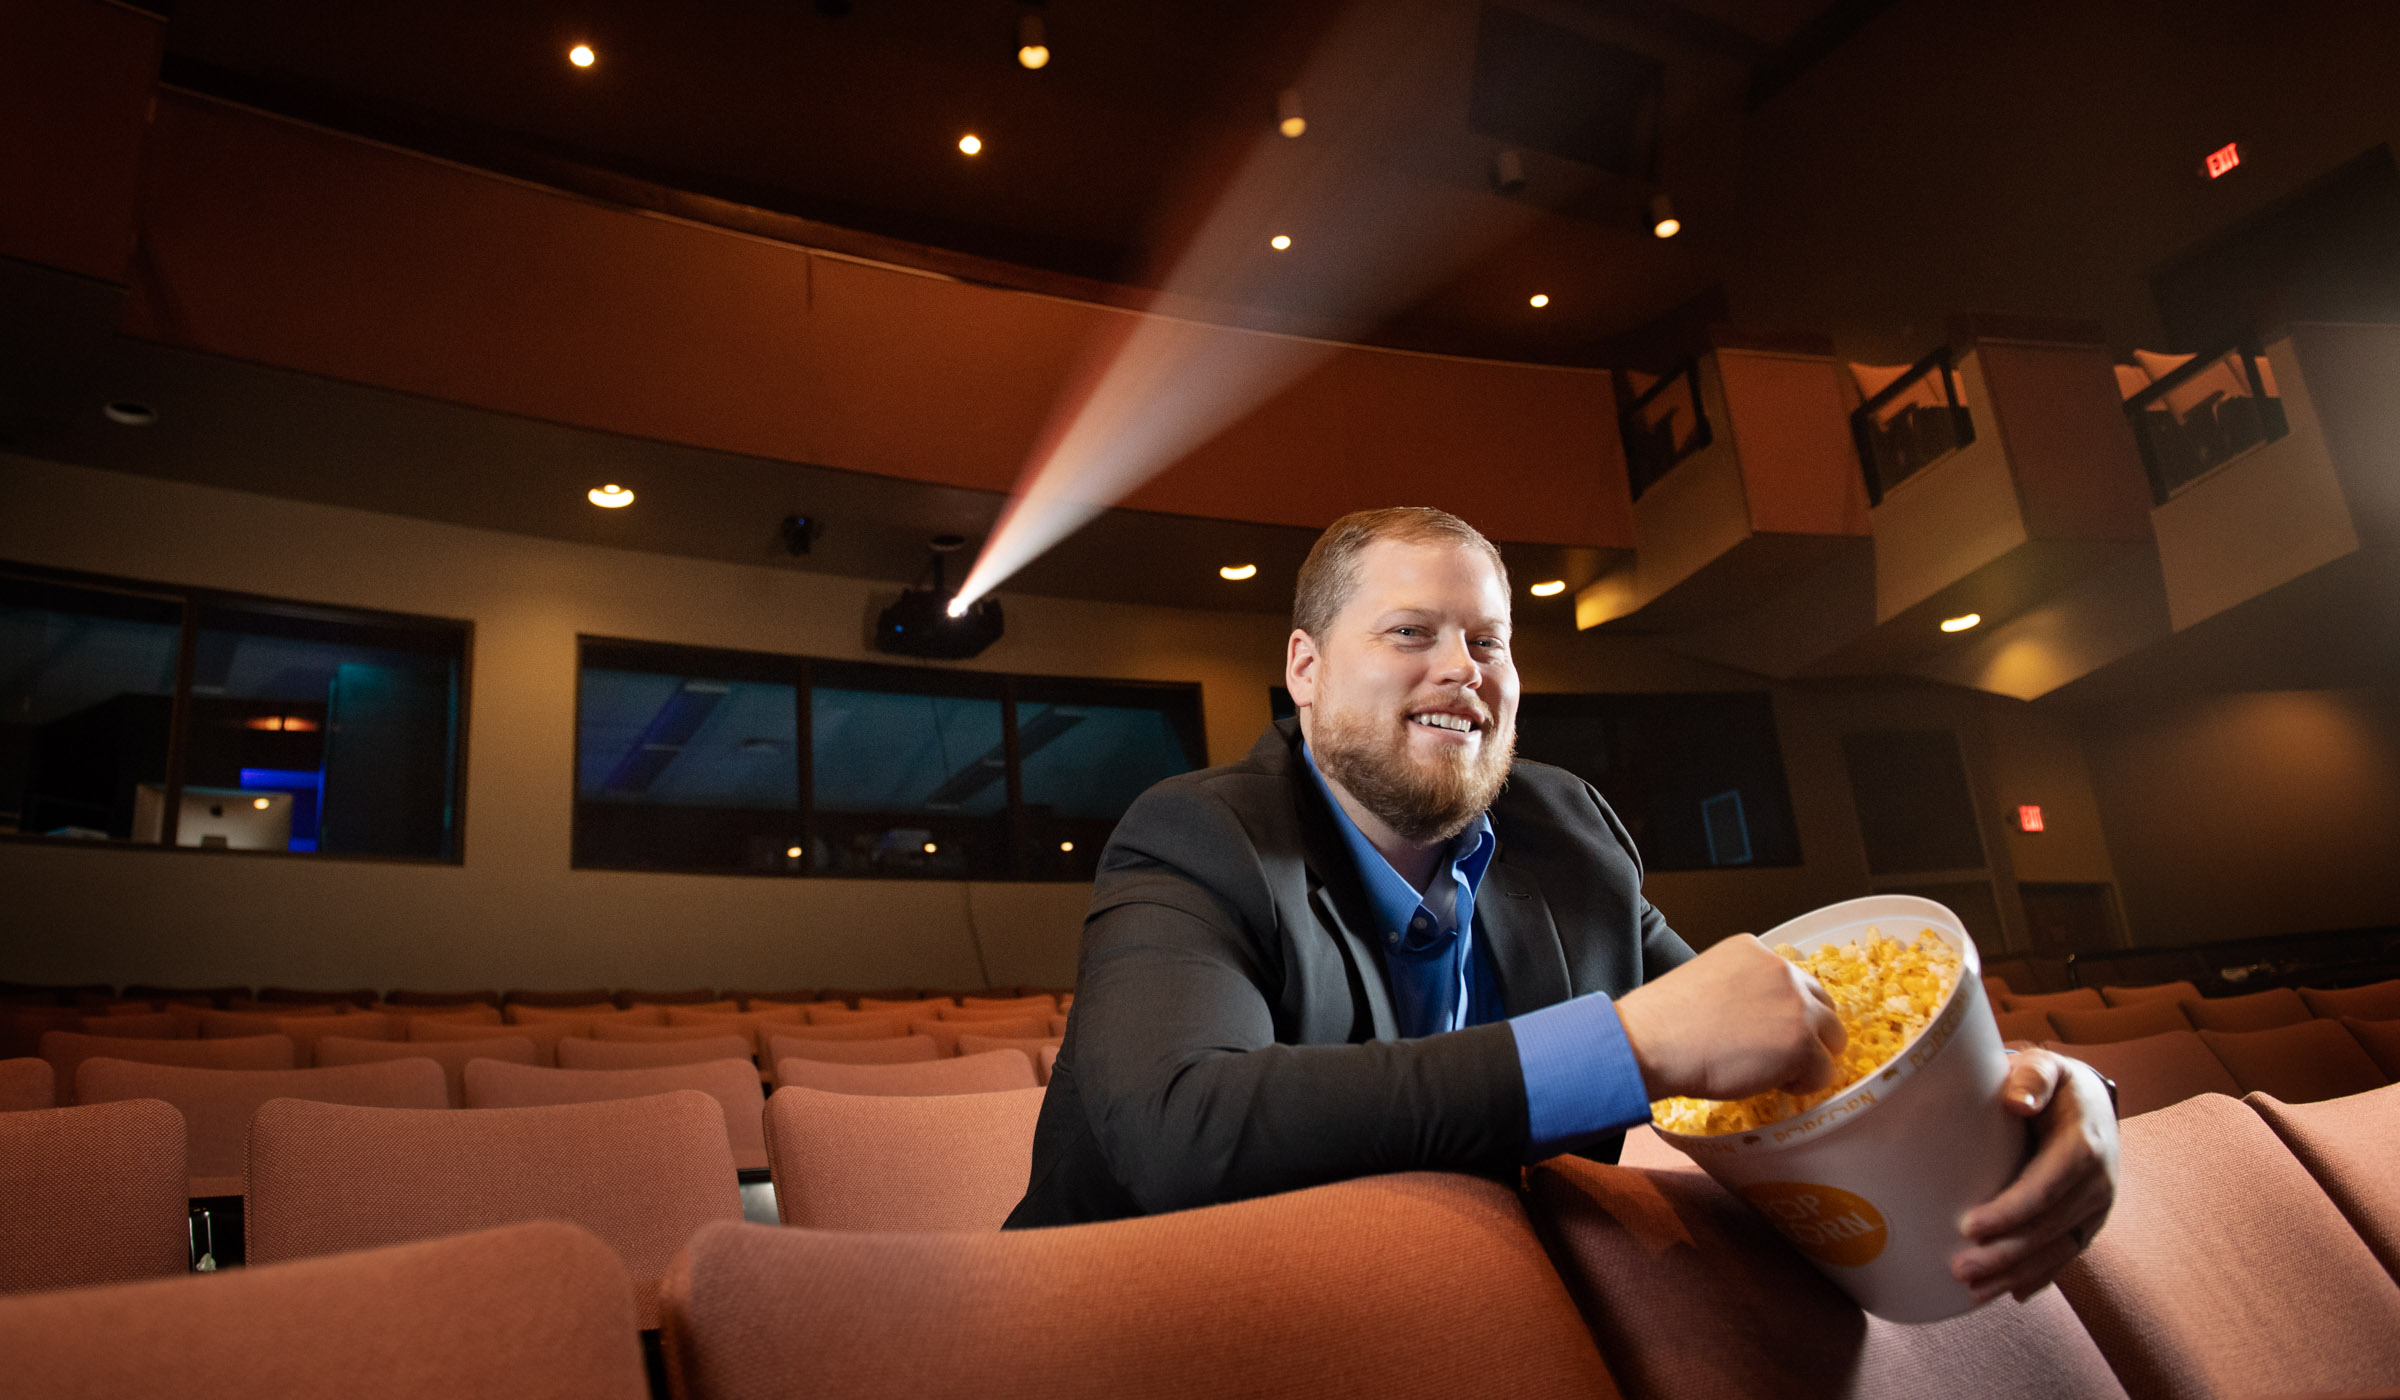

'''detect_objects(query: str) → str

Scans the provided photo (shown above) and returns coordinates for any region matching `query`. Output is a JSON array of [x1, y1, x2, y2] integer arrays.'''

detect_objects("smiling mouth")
[[1409, 712, 1482, 735]]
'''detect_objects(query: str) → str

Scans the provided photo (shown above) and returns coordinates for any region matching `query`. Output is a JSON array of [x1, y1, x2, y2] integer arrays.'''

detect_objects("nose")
[[1430, 630, 1482, 689]]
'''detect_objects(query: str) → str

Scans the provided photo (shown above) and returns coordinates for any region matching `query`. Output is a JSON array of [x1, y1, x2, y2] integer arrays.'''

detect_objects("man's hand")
[[1951, 1048, 2119, 1303], [1616, 934, 1848, 1102]]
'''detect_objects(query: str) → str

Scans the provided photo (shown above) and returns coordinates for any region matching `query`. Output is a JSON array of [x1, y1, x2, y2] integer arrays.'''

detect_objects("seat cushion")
[[2302, 980, 2400, 1022], [2041, 1033, 2242, 1119], [2182, 986, 2310, 1033], [2246, 1084, 2400, 1280], [2200, 1020, 2388, 1103], [2048, 999, 2192, 1045], [2098, 980, 2198, 1007], [2002, 988, 2103, 1014]]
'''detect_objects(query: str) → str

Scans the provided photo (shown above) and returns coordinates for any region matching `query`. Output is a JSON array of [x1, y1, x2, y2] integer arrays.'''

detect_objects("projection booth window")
[[1, 566, 468, 861], [572, 638, 1204, 880]]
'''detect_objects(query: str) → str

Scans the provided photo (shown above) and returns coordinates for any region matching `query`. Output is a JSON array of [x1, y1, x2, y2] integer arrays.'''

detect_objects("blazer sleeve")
[[1068, 776, 1530, 1216]]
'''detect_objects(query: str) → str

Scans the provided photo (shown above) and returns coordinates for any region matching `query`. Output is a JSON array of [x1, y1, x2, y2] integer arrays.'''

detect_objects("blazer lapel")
[[1477, 852, 1572, 1016], [1280, 731, 1398, 1043]]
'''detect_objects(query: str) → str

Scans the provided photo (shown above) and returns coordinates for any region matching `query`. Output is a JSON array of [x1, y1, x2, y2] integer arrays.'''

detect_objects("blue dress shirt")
[[1303, 744, 1654, 1156]]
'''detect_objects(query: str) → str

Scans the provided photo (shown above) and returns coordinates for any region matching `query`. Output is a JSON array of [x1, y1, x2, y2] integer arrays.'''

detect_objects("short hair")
[[1292, 507, 1510, 640]]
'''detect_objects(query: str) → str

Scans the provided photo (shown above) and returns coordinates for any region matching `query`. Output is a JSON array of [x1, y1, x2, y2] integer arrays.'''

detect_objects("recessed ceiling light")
[[568, 43, 595, 68], [252, 797, 271, 810], [1649, 193, 1680, 239], [922, 841, 939, 854], [1017, 16, 1049, 69], [1059, 840, 1074, 853], [1269, 234, 1291, 251], [1940, 612, 1982, 633], [588, 484, 635, 508], [958, 133, 983, 155], [1529, 579, 1566, 597], [102, 401, 156, 426], [1277, 89, 1306, 138], [1528, 293, 1550, 308], [785, 845, 803, 859], [1219, 563, 1258, 581]]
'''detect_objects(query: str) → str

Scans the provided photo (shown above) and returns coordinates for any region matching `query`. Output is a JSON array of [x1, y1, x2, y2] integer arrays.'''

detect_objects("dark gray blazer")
[[1006, 718, 1696, 1228]]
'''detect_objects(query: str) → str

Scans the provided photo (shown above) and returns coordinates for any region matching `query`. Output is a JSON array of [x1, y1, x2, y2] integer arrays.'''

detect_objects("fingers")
[[1964, 1062, 2110, 1242], [1798, 971, 1848, 1055], [1999, 1051, 2062, 1115]]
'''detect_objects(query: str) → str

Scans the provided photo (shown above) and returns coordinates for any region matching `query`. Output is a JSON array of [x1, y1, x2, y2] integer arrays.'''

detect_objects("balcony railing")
[[1617, 357, 1713, 501], [2122, 339, 2288, 505], [1848, 345, 1974, 506]]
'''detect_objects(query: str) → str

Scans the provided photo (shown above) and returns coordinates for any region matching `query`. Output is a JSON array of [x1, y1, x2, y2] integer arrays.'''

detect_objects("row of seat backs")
[[6, 983, 1070, 1011], [8, 1083, 2398, 1400], [0, 1079, 1050, 1319], [1989, 978, 2400, 1040], [2036, 1019, 2399, 1117]]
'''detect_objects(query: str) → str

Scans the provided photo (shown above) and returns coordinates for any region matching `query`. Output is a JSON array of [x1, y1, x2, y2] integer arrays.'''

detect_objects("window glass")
[[1515, 691, 1801, 871], [811, 680, 1011, 879], [1, 577, 182, 842], [573, 642, 801, 874], [1015, 683, 1207, 879], [189, 603, 463, 858]]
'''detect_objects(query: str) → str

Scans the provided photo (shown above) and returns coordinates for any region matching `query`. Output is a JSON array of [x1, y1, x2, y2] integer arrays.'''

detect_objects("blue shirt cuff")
[[1509, 993, 1654, 1158]]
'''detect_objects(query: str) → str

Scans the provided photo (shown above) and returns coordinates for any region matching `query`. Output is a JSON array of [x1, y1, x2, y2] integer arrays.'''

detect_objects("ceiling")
[[147, 0, 1854, 365]]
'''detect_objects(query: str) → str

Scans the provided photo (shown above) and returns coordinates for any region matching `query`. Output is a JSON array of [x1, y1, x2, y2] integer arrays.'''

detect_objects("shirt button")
[[1411, 914, 1429, 931], [1386, 932, 1399, 946]]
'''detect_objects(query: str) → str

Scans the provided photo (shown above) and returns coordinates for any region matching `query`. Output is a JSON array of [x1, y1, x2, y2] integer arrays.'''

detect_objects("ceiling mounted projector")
[[875, 535, 1003, 659]]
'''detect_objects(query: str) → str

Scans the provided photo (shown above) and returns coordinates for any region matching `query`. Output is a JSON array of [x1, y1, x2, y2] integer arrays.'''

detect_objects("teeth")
[[1412, 713, 1474, 733]]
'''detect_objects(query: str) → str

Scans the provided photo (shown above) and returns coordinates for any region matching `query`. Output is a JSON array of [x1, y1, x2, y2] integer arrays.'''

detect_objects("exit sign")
[[2205, 142, 2241, 179], [2017, 805, 2045, 833]]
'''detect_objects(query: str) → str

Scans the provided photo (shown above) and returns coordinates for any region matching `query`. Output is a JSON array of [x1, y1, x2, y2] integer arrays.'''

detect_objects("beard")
[[1314, 698, 1515, 845]]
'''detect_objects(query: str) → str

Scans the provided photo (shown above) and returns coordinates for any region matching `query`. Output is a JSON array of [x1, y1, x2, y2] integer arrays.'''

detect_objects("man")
[[1010, 507, 2116, 1306]]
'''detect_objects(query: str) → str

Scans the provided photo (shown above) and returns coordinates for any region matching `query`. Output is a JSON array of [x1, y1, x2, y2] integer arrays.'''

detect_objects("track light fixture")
[[1017, 15, 1049, 69], [1277, 89, 1306, 138], [1650, 193, 1681, 239]]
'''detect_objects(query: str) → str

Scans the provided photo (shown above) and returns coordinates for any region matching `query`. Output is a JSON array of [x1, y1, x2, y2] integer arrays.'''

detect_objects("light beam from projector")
[[949, 0, 1574, 611]]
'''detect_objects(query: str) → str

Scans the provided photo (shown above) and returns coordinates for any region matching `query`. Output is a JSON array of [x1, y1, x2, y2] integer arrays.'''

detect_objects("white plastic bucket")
[[1653, 895, 2028, 1323]]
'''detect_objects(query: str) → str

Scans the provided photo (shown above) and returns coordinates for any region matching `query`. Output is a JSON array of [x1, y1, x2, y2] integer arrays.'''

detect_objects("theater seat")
[[661, 1174, 1614, 1400], [2345, 1017, 2400, 1080], [0, 1221, 648, 1400], [560, 1033, 753, 1071], [506, 1004, 664, 1029], [381, 988, 502, 1008], [78, 1011, 179, 1039], [2181, 986, 2310, 1033], [315, 1032, 539, 1107], [2054, 1093, 2400, 1396], [0, 1099, 189, 1295], [779, 1016, 908, 1040], [76, 1057, 450, 1197], [0, 1056, 56, 1110], [764, 1032, 940, 1066], [372, 1001, 505, 1026], [200, 1009, 400, 1062], [616, 989, 724, 1008], [954, 1033, 1063, 1082], [2047, 999, 2191, 1045], [2002, 988, 2103, 1015], [774, 1048, 1037, 1096], [1525, 1155, 2126, 1399], [1613, 1123, 1701, 1172], [2041, 1033, 2241, 1119], [464, 1057, 768, 1171], [909, 1014, 1051, 1055], [2246, 1084, 2400, 1279], [954, 993, 1056, 1014], [2200, 1020, 2388, 1103], [40, 1031, 293, 1104], [246, 1091, 741, 1328], [762, 1084, 1041, 1230], [2097, 980, 2198, 1007], [1992, 1007, 2057, 1044], [411, 1013, 574, 1065], [2302, 980, 2400, 1022]]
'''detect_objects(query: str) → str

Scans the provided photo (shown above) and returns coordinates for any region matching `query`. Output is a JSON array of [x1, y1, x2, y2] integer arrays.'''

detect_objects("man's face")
[[1288, 538, 1519, 844]]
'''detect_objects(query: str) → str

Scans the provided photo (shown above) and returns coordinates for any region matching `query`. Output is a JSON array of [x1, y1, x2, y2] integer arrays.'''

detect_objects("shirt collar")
[[1302, 741, 1495, 950]]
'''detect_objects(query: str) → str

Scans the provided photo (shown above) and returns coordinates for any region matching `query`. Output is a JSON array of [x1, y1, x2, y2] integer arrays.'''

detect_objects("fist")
[[1617, 934, 1848, 1102]]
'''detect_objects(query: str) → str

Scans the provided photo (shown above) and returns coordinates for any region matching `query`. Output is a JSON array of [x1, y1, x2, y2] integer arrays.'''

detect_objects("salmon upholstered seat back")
[[659, 1174, 1617, 1400], [0, 1221, 650, 1400], [774, 1049, 1038, 1097], [764, 1033, 941, 1067], [0, 1056, 56, 1110], [246, 1091, 742, 1328], [41, 1031, 294, 1104], [2245, 1084, 2400, 1279], [0, 1099, 189, 1296], [314, 1034, 539, 1107], [463, 1058, 768, 1171], [2042, 1032, 2242, 1119], [76, 1056, 450, 1196], [762, 1084, 1042, 1231], [560, 1034, 754, 1071]]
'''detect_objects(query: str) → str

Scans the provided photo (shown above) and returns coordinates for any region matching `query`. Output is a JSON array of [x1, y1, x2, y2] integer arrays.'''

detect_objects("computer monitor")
[[132, 785, 296, 850]]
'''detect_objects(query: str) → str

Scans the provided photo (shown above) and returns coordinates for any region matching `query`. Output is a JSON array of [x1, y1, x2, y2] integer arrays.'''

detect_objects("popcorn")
[[1651, 926, 1962, 1136]]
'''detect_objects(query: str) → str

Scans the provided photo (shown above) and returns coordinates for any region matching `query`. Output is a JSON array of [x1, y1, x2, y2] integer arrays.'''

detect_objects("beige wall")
[[3, 451, 2117, 989], [2083, 687, 2400, 945]]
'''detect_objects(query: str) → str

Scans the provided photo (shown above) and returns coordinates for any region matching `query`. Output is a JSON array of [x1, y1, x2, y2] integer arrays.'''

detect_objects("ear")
[[1285, 629, 1319, 708]]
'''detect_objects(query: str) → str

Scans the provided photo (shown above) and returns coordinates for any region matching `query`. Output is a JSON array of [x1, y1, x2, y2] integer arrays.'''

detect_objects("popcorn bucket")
[[1653, 896, 2028, 1323]]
